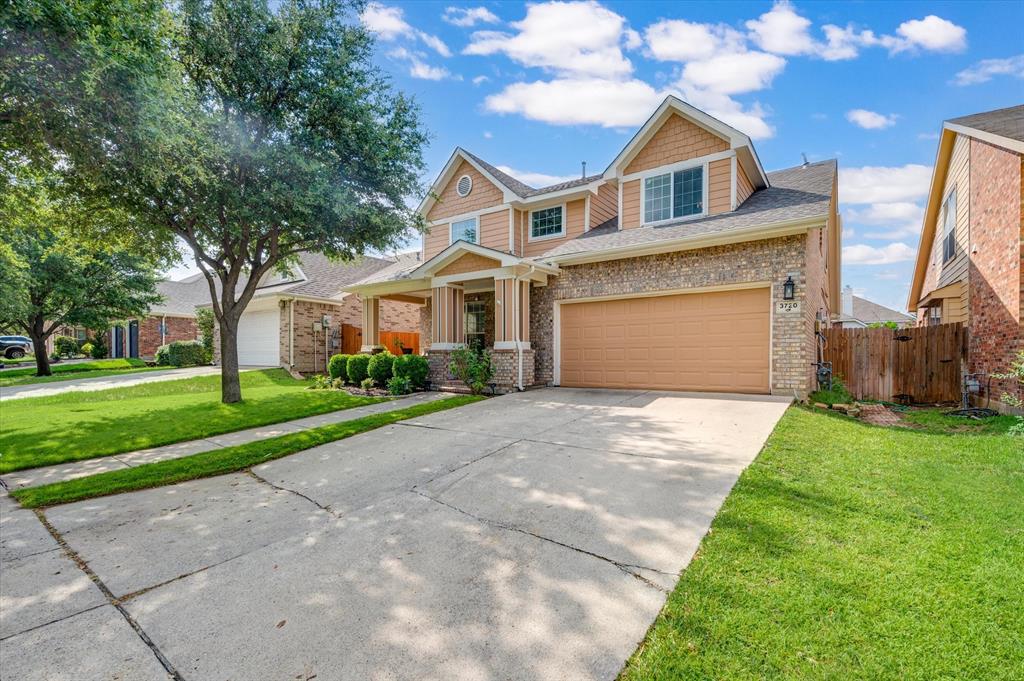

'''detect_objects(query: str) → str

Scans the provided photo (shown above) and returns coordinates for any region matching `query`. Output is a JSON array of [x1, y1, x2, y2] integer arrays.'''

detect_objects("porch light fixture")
[[783, 276, 795, 301]]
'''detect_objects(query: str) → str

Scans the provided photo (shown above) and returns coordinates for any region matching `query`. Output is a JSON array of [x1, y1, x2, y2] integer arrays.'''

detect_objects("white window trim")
[[449, 216, 480, 245], [640, 162, 709, 227], [527, 203, 567, 242]]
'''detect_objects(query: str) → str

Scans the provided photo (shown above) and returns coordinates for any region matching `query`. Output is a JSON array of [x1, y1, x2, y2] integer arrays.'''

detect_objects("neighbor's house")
[[206, 251, 421, 373], [108, 274, 207, 360], [345, 96, 841, 396], [907, 105, 1023, 411], [836, 285, 915, 328]]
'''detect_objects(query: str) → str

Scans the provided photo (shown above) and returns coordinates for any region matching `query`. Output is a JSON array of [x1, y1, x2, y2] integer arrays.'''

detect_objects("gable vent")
[[456, 174, 473, 197]]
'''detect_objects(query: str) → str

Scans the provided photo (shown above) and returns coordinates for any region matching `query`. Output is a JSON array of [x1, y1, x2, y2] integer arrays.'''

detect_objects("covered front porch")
[[346, 242, 559, 392]]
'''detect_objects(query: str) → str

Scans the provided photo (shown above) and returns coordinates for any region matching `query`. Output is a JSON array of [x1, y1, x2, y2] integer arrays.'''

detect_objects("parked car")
[[0, 335, 33, 359]]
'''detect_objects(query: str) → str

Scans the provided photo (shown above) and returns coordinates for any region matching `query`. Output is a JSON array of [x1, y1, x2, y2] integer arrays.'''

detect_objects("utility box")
[[321, 314, 332, 328]]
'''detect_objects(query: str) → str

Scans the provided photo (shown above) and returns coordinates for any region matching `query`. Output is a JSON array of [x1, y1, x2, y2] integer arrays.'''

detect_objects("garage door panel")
[[560, 288, 770, 394], [237, 310, 280, 366]]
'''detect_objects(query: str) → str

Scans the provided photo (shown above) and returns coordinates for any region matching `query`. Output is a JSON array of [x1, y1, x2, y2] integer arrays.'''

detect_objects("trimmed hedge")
[[393, 353, 429, 388], [346, 354, 371, 384], [367, 352, 394, 386], [155, 340, 208, 367], [328, 354, 351, 380]]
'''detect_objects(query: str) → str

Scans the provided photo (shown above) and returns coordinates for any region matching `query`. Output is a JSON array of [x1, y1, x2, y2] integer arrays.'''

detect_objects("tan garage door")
[[559, 287, 770, 393]]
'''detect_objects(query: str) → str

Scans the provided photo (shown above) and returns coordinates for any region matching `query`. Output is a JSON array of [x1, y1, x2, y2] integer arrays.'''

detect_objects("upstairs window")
[[644, 166, 703, 224], [941, 189, 957, 263], [530, 206, 564, 240], [451, 217, 478, 244]]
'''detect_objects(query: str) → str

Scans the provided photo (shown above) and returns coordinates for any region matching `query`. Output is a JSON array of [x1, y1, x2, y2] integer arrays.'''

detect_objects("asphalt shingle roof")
[[840, 296, 915, 325], [150, 277, 210, 316], [462, 149, 601, 198], [947, 105, 1024, 144], [541, 159, 837, 259]]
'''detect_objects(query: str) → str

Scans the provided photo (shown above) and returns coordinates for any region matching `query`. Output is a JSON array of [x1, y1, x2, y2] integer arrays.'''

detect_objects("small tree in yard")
[[993, 350, 1024, 436], [1, 0, 427, 402], [0, 166, 161, 377]]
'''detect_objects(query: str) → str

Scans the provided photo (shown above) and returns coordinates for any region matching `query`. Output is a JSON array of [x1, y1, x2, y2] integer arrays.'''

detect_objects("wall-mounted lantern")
[[783, 276, 795, 301]]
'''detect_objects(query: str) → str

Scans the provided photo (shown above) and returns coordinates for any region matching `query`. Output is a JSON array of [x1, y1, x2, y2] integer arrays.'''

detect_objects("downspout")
[[160, 315, 166, 346]]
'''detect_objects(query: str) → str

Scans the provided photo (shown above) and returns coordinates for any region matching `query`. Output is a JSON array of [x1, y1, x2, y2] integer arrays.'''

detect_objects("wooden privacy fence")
[[340, 323, 420, 355], [821, 323, 966, 403]]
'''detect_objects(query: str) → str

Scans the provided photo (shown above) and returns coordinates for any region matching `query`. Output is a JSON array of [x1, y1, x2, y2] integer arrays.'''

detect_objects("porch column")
[[360, 296, 381, 352], [431, 285, 465, 348], [494, 277, 531, 348]]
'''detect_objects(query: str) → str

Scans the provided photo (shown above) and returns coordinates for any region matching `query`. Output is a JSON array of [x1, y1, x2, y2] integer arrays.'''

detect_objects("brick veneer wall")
[[967, 139, 1023, 408], [138, 315, 198, 359], [529, 235, 815, 395]]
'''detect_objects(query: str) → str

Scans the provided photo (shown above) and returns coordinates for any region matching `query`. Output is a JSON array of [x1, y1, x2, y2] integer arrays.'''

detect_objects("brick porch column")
[[360, 296, 381, 352]]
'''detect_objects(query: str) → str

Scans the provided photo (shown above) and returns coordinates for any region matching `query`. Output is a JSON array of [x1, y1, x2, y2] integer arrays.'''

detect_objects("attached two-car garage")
[[558, 287, 771, 394]]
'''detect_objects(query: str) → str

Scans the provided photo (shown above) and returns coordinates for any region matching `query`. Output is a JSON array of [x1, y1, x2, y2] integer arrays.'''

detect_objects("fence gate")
[[340, 324, 420, 356], [821, 323, 966, 403]]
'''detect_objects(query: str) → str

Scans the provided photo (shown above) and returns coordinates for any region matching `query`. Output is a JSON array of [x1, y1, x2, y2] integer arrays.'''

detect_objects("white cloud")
[[645, 20, 743, 61], [472, 75, 490, 85], [495, 165, 579, 187], [843, 243, 916, 265], [681, 51, 786, 95], [917, 132, 940, 140], [839, 164, 931, 204], [484, 78, 667, 128], [846, 109, 897, 130], [848, 201, 923, 225], [483, 131, 493, 139], [388, 47, 455, 81], [954, 54, 1024, 86], [746, 1, 816, 56], [675, 86, 775, 139], [442, 6, 500, 27], [362, 3, 451, 57], [464, 1, 636, 79], [895, 15, 967, 53]]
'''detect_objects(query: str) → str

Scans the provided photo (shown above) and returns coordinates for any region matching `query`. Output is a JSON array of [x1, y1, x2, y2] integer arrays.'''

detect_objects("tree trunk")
[[218, 315, 242, 404], [29, 317, 51, 377]]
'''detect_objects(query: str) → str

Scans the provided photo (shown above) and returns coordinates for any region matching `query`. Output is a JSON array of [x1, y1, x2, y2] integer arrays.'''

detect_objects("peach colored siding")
[[435, 252, 502, 277], [512, 208, 525, 256], [737, 163, 755, 206], [523, 199, 587, 257], [708, 158, 731, 215], [621, 180, 641, 229], [427, 159, 505, 222], [479, 208, 510, 252], [423, 225, 449, 261], [624, 113, 729, 175], [590, 182, 617, 229]]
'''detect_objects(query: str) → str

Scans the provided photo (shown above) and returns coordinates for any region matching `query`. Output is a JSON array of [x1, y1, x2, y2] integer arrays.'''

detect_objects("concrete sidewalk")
[[1, 391, 449, 490]]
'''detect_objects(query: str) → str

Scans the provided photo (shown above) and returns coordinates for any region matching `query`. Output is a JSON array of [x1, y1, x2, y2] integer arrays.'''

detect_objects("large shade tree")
[[2, 0, 428, 402]]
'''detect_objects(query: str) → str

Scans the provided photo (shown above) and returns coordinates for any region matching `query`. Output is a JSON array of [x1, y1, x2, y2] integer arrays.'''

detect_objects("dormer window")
[[643, 166, 704, 224]]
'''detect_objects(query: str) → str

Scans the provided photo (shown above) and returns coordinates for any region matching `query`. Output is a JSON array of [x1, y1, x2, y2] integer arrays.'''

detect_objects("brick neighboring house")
[[345, 96, 842, 397], [107, 274, 207, 361], [836, 286, 915, 328], [206, 252, 421, 374], [908, 105, 1024, 412]]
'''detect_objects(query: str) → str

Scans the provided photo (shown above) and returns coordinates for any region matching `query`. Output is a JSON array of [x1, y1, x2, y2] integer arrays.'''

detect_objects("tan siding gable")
[[590, 182, 617, 228], [624, 113, 729, 175], [426, 159, 505, 222], [708, 158, 731, 215], [435, 252, 502, 277], [922, 134, 971, 320], [736, 163, 755, 206]]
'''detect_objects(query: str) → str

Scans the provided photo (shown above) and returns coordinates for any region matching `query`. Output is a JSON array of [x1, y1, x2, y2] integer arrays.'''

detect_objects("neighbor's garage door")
[[237, 309, 280, 366], [559, 287, 770, 393]]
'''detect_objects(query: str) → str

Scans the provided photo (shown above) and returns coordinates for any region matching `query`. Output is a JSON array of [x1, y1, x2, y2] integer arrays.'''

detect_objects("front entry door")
[[112, 326, 124, 358], [128, 320, 140, 359]]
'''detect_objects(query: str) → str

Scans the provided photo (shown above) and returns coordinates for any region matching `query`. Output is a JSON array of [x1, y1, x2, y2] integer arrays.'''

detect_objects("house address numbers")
[[776, 301, 801, 313]]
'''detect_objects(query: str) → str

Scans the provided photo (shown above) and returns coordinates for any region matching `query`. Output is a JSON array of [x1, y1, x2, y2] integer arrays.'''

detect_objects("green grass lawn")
[[0, 358, 161, 387], [621, 407, 1022, 681], [0, 369, 383, 473], [13, 394, 483, 508]]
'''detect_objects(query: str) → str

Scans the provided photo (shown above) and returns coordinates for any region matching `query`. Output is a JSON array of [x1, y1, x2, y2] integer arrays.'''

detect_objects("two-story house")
[[348, 96, 841, 396], [908, 105, 1023, 411]]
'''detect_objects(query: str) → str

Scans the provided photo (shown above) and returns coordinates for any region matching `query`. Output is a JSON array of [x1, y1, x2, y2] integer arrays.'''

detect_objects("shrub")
[[79, 342, 94, 357], [195, 307, 214, 360], [328, 354, 351, 380], [88, 334, 108, 359], [155, 340, 208, 367], [307, 374, 332, 390], [360, 377, 375, 391], [387, 375, 412, 395], [993, 350, 1024, 437], [54, 335, 79, 358], [367, 352, 395, 386], [346, 354, 371, 384], [448, 347, 494, 395], [809, 375, 853, 406], [393, 353, 429, 389]]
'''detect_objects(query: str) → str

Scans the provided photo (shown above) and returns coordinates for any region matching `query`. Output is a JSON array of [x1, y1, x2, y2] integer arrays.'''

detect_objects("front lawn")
[[0, 369, 382, 473], [0, 358, 160, 387], [621, 407, 1022, 680]]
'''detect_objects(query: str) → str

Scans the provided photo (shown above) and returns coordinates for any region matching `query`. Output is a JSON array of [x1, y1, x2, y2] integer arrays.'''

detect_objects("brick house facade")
[[908, 106, 1023, 411], [348, 96, 841, 397]]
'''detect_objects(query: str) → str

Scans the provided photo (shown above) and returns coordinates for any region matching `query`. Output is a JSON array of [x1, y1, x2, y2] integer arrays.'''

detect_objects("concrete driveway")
[[0, 388, 790, 680]]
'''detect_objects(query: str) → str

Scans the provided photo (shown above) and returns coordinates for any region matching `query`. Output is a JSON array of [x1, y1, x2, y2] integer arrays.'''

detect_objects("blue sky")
[[169, 1, 1024, 313]]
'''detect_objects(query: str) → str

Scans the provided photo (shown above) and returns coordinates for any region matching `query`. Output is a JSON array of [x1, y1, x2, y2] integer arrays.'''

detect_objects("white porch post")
[[360, 296, 382, 352]]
